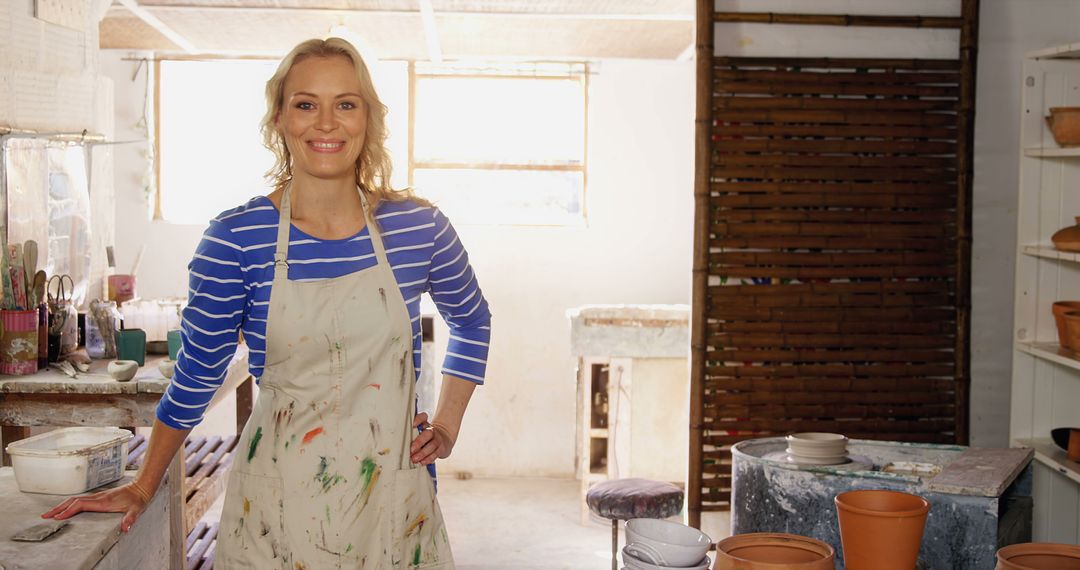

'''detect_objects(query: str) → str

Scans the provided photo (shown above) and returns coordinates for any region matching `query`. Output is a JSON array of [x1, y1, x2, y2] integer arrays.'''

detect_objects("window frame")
[[407, 61, 590, 226]]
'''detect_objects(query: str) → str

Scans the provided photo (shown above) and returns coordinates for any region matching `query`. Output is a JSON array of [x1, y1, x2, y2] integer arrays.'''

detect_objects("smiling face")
[[275, 54, 368, 183]]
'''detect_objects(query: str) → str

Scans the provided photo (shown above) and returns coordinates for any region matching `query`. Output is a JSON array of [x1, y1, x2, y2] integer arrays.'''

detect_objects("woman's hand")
[[41, 481, 154, 533], [411, 412, 456, 465]]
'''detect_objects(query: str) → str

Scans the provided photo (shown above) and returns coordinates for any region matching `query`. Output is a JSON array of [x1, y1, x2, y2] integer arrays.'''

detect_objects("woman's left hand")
[[411, 412, 455, 465]]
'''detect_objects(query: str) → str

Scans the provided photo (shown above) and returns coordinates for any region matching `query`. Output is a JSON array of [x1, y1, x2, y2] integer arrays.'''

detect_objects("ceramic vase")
[[714, 533, 834, 570], [1047, 107, 1080, 147], [1052, 302, 1080, 348], [835, 490, 929, 570], [996, 542, 1080, 569], [1052, 217, 1080, 253]]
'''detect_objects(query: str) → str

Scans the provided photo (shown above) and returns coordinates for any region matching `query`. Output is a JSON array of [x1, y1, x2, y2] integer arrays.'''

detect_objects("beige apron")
[[216, 187, 454, 570]]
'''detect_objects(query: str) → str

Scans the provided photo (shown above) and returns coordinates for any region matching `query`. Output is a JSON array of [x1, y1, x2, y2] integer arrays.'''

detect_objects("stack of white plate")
[[785, 432, 849, 465], [621, 518, 712, 570]]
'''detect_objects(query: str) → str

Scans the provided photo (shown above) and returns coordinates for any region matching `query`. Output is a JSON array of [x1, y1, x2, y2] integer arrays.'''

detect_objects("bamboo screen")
[[690, 1, 979, 523]]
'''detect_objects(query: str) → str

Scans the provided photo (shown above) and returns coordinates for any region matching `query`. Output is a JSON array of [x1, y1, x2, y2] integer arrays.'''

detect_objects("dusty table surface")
[[0, 468, 157, 570], [0, 357, 171, 395]]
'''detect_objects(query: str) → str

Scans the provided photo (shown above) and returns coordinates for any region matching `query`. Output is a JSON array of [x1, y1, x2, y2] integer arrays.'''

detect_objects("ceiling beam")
[[418, 0, 442, 63], [116, 0, 198, 53], [127, 4, 694, 22]]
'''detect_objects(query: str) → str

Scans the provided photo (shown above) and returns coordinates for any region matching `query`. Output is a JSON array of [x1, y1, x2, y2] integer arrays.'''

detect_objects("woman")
[[43, 38, 491, 569]]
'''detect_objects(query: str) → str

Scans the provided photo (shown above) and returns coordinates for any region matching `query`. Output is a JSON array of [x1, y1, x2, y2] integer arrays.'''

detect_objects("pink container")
[[0, 309, 39, 375], [108, 274, 137, 305]]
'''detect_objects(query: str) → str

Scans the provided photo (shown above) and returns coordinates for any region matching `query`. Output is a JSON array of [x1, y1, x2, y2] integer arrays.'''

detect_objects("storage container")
[[5, 427, 134, 495]]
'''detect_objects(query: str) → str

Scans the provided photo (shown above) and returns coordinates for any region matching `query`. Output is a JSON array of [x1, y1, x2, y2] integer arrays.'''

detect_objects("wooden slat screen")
[[690, 1, 978, 523]]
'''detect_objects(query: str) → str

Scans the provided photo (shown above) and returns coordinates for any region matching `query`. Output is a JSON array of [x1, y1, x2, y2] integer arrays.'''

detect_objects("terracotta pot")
[[996, 542, 1080, 570], [1051, 427, 1080, 462], [1052, 302, 1080, 348], [1052, 217, 1080, 253], [835, 490, 929, 570], [1064, 312, 1080, 353], [1047, 107, 1080, 147], [714, 533, 834, 570]]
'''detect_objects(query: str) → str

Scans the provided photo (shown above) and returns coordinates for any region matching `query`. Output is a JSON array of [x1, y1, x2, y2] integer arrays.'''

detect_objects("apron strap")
[[272, 187, 292, 282], [358, 190, 420, 469]]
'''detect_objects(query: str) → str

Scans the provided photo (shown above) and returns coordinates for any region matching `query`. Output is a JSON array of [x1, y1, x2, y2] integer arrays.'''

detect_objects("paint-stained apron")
[[216, 187, 454, 570]]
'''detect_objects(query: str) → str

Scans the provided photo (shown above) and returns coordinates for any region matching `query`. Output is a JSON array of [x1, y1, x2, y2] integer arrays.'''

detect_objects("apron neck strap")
[[272, 187, 292, 281]]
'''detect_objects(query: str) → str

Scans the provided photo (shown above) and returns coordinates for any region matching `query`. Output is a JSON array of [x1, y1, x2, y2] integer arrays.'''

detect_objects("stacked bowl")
[[622, 519, 712, 570], [785, 432, 849, 465]]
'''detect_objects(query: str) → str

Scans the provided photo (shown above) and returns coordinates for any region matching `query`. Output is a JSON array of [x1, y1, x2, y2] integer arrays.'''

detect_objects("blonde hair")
[[261, 37, 429, 211]]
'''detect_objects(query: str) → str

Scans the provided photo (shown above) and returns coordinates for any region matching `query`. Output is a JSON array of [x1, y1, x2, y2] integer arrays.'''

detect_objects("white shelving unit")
[[1011, 40, 1080, 544]]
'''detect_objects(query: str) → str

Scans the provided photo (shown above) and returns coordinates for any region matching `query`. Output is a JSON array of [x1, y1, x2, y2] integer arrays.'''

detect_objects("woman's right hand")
[[41, 481, 152, 532]]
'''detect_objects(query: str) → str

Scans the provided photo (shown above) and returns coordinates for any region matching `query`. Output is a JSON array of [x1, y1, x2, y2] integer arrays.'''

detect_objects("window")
[[157, 59, 280, 224], [156, 59, 408, 224], [410, 63, 588, 226]]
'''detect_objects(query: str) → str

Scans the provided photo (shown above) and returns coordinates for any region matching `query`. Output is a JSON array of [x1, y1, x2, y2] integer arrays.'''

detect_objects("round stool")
[[585, 478, 684, 570]]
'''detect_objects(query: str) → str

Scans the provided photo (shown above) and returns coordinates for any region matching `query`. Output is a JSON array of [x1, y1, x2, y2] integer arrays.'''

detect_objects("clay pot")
[[1047, 107, 1080, 147], [996, 542, 1080, 570], [835, 490, 929, 570], [1052, 302, 1080, 348], [1052, 217, 1080, 253], [1051, 427, 1080, 462], [1065, 312, 1080, 353], [714, 533, 834, 570]]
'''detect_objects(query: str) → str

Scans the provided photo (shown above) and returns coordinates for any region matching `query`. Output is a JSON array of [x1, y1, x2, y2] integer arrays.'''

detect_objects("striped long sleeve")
[[429, 208, 491, 384], [159, 219, 245, 429]]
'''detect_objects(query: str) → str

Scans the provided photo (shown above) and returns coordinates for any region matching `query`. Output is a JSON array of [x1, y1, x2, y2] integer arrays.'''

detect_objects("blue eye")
[[339, 101, 357, 110], [296, 101, 314, 110]]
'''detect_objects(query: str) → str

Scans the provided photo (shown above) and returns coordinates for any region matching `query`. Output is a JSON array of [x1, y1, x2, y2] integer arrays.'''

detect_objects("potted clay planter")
[[714, 533, 834, 570], [1047, 107, 1080, 147], [1052, 302, 1080, 348], [1064, 312, 1080, 353], [835, 489, 929, 570], [1052, 217, 1080, 253], [996, 542, 1080, 569]]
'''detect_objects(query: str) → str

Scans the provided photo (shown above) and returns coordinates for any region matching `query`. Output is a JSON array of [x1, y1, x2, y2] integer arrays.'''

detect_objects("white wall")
[[971, 0, 1080, 447], [104, 56, 695, 477], [439, 60, 695, 476]]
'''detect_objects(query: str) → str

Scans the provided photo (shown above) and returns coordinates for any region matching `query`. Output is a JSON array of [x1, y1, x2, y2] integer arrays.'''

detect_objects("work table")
[[0, 468, 170, 570]]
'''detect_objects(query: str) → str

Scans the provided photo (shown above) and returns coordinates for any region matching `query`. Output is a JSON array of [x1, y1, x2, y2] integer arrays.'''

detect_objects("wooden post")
[[1, 426, 30, 466], [235, 376, 254, 435], [689, 0, 714, 530], [955, 0, 980, 445], [167, 450, 184, 570]]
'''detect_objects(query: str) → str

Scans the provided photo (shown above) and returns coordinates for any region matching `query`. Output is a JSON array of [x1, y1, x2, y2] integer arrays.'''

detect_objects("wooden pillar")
[[235, 376, 254, 434], [1, 426, 30, 466], [689, 0, 714, 530], [955, 0, 980, 445]]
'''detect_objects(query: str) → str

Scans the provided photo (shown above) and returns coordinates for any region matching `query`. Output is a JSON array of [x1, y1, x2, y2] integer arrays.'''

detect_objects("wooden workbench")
[[0, 468, 170, 570], [0, 347, 252, 570]]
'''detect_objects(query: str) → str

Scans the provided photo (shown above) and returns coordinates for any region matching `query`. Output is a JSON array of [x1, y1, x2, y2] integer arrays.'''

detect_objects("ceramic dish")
[[624, 519, 712, 567], [622, 545, 710, 570]]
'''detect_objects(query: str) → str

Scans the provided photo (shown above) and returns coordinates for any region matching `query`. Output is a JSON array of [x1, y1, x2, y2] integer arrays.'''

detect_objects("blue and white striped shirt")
[[156, 196, 492, 430]]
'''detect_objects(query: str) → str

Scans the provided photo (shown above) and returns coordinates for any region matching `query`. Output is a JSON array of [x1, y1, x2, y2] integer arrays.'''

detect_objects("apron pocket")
[[217, 471, 288, 570], [390, 466, 455, 569]]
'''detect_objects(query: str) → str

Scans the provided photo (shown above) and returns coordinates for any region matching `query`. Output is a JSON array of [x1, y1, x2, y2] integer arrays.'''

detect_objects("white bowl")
[[107, 360, 139, 382], [624, 519, 712, 567], [622, 545, 710, 570]]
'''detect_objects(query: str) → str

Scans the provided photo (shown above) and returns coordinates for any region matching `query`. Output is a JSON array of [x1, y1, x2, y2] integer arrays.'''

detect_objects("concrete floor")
[[439, 477, 619, 570]]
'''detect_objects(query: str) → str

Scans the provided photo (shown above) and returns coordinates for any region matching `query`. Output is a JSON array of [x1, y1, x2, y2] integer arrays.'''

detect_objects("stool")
[[585, 478, 684, 570]]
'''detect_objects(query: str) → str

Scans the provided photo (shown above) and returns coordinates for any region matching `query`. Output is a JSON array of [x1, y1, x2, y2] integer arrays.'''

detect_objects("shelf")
[[1014, 438, 1080, 485], [1027, 41, 1080, 60], [1015, 341, 1080, 372], [1021, 245, 1080, 263], [589, 428, 608, 439], [1024, 147, 1080, 158]]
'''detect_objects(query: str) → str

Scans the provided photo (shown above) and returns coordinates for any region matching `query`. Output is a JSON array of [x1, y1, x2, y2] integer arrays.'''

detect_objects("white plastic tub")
[[5, 427, 134, 495]]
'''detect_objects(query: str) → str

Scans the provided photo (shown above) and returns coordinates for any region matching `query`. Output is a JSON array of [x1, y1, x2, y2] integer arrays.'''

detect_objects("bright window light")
[[158, 59, 408, 224], [158, 60, 279, 224], [411, 66, 587, 226]]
